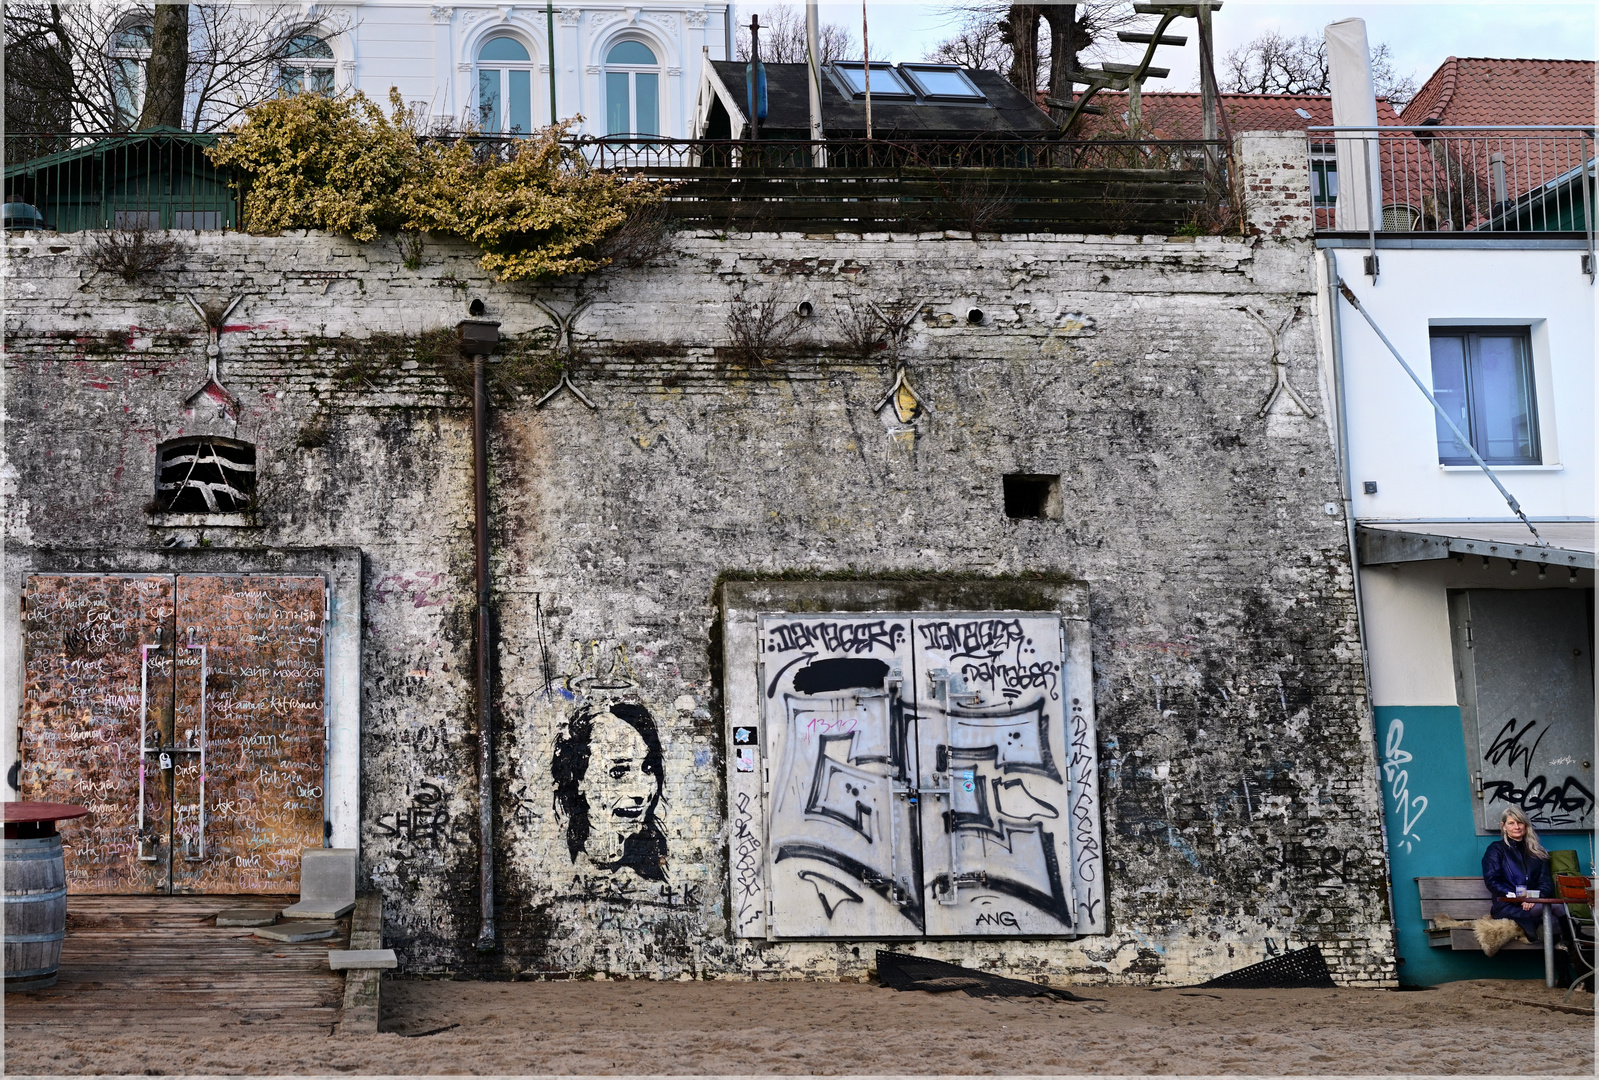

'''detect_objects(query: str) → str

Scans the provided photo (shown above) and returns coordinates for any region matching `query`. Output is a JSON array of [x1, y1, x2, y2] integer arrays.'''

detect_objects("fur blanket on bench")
[[1430, 914, 1531, 956], [1473, 917, 1532, 955]]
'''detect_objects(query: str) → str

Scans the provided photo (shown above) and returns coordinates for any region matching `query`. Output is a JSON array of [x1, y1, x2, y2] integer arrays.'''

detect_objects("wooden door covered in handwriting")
[[19, 575, 176, 893], [21, 574, 326, 894]]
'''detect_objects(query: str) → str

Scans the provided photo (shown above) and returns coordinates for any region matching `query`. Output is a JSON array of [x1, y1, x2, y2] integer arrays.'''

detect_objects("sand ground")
[[5, 976, 1593, 1075]]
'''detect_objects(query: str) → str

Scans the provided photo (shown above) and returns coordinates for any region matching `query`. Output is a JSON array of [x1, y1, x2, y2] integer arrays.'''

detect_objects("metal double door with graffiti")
[[755, 611, 1104, 938], [20, 574, 327, 894]]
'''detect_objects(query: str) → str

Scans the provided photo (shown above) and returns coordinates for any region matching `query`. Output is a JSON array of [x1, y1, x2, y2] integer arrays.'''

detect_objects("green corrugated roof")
[[4, 129, 224, 179]]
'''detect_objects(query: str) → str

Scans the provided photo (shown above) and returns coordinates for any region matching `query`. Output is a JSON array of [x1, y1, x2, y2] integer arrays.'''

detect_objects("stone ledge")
[[148, 511, 259, 528], [330, 948, 397, 970]]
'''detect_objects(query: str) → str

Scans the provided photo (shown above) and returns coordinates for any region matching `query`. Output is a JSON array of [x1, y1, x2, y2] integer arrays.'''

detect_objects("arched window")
[[155, 438, 257, 514], [477, 35, 533, 134], [280, 34, 336, 96], [604, 41, 660, 137], [110, 21, 152, 128]]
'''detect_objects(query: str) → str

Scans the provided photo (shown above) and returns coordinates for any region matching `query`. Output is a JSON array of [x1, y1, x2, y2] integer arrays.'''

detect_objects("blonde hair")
[[1500, 808, 1548, 860]]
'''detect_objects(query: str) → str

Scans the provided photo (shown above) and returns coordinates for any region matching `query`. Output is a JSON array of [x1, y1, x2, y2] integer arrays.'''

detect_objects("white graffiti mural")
[[736, 610, 1104, 939]]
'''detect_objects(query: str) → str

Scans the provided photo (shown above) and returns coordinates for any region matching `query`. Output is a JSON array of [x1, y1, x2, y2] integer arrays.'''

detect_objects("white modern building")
[[1316, 20, 1595, 988], [1323, 228, 1596, 990]]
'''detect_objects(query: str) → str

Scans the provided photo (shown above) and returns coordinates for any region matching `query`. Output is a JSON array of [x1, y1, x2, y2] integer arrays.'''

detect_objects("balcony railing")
[[556, 136, 1227, 233], [1307, 126, 1596, 235], [6, 131, 1230, 236], [562, 135, 1223, 173]]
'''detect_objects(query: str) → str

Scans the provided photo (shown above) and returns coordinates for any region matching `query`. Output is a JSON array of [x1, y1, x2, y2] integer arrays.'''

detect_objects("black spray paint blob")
[[792, 657, 891, 695]]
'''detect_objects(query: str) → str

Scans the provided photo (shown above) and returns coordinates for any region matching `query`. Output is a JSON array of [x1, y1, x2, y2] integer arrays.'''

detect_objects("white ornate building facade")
[[314, 3, 737, 136]]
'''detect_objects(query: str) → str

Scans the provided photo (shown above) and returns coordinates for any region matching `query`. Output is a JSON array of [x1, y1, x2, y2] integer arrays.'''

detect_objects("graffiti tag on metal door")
[[753, 610, 1104, 939], [21, 575, 175, 893]]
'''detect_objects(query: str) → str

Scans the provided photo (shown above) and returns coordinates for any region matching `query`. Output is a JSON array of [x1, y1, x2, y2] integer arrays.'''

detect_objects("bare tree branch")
[[1220, 30, 1416, 106], [4, 2, 347, 139], [925, 12, 1011, 71], [734, 5, 880, 63], [3, 3, 78, 148], [186, 4, 348, 131]]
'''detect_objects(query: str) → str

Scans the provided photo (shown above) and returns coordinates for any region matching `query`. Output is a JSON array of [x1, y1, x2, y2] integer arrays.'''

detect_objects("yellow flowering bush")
[[209, 90, 668, 280], [207, 91, 419, 242]]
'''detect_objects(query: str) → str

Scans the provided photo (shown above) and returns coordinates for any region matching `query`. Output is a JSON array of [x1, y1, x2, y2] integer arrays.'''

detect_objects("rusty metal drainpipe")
[[458, 318, 501, 954]]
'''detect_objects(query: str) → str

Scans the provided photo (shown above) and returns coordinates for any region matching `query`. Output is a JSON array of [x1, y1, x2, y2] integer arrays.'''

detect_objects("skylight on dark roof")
[[831, 63, 915, 99], [901, 65, 985, 101]]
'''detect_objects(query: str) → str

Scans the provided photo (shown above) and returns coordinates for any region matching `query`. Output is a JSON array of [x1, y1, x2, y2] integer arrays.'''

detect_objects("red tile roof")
[[1078, 92, 1404, 140], [1074, 59, 1592, 233], [1391, 58, 1595, 232], [1405, 57, 1594, 127]]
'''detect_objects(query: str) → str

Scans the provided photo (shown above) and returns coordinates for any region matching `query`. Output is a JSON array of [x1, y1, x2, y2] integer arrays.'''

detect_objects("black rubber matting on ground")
[[875, 949, 1092, 1001], [1197, 944, 1337, 990]]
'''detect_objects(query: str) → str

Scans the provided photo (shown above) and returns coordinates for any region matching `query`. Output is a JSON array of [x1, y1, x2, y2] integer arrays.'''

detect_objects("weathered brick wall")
[[1237, 131, 1317, 240], [3, 162, 1396, 986]]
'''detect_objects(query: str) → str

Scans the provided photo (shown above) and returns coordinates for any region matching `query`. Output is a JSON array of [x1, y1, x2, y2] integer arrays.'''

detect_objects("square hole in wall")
[[1003, 473, 1061, 520]]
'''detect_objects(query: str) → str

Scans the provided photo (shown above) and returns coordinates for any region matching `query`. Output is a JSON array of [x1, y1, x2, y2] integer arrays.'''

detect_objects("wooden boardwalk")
[[4, 895, 348, 1035]]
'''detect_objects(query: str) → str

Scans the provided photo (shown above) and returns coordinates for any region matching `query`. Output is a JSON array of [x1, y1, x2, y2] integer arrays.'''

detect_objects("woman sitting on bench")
[[1483, 808, 1556, 942]]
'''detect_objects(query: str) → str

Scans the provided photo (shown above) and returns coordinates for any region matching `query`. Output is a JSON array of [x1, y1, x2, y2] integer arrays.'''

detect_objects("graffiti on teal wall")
[[1377, 705, 1592, 986]]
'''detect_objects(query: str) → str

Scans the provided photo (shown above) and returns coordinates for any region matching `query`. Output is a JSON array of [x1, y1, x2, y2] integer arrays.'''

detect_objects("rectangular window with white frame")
[[1428, 326, 1541, 465]]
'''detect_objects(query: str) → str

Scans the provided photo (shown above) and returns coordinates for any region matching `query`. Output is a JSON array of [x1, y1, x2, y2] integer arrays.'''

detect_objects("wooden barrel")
[[4, 833, 67, 992]]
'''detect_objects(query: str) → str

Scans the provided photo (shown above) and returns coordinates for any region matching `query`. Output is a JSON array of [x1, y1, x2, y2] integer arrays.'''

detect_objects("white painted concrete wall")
[[318, 3, 735, 137], [1359, 560, 1593, 708], [1326, 243, 1597, 712], [1327, 246, 1595, 523]]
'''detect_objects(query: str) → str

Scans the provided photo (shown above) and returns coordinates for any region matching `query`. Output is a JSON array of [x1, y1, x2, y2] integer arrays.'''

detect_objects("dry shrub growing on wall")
[[591, 200, 674, 268], [209, 90, 669, 280], [726, 288, 800, 365], [832, 296, 887, 360], [87, 226, 185, 283], [396, 229, 427, 270]]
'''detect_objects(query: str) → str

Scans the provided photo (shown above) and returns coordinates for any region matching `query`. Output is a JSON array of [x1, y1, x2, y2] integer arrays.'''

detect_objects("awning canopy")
[[1356, 521, 1595, 569]]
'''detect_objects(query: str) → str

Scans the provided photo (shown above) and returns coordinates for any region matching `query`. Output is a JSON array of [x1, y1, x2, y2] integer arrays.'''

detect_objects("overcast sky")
[[758, 1, 1596, 96]]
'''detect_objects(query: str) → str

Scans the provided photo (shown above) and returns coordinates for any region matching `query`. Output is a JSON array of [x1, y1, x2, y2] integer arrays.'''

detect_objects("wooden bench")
[[1416, 876, 1542, 951]]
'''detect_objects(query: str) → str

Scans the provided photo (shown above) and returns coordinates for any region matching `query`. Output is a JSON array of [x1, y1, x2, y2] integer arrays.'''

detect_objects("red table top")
[[4, 801, 90, 824]]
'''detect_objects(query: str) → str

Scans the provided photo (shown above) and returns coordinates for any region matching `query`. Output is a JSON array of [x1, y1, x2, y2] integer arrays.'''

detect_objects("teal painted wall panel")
[[1376, 705, 1592, 986]]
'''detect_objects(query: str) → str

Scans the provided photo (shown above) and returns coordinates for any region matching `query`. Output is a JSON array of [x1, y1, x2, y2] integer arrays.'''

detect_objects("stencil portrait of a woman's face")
[[552, 700, 668, 880]]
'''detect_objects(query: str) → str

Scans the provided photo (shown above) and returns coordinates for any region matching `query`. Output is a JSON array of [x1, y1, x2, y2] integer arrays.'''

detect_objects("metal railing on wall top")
[[1306, 125, 1596, 236], [6, 131, 1232, 235]]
